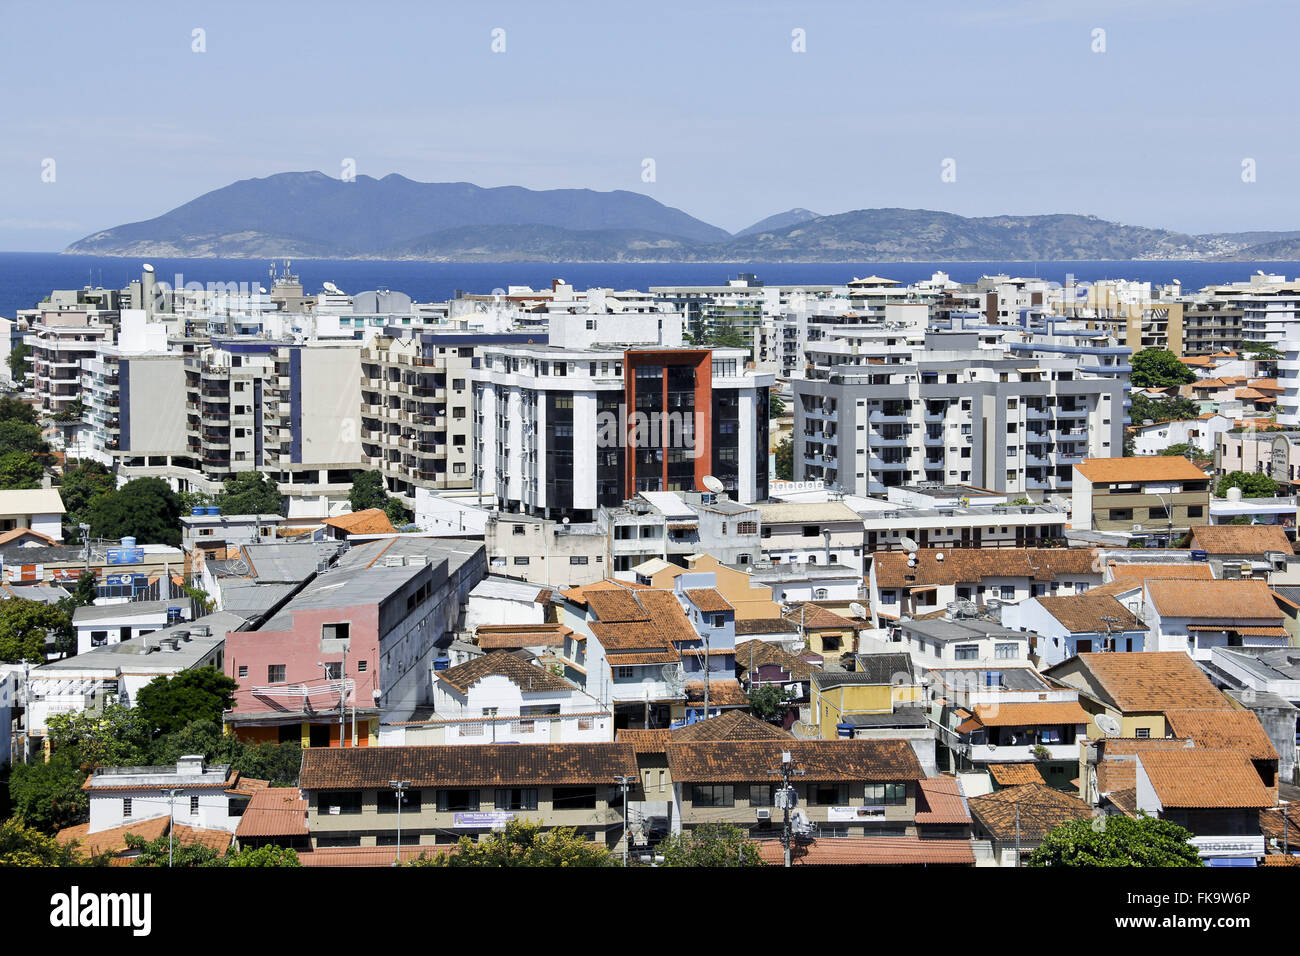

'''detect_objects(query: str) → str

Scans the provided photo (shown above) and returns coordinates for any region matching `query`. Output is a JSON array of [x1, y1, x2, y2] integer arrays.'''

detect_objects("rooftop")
[[1074, 457, 1209, 483]]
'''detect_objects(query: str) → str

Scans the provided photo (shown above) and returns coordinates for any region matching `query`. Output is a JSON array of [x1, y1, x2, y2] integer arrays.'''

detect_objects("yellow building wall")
[[812, 683, 894, 738]]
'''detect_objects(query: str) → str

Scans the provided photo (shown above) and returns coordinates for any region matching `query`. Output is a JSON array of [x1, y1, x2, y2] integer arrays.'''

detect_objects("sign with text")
[[453, 812, 515, 829], [827, 805, 886, 822]]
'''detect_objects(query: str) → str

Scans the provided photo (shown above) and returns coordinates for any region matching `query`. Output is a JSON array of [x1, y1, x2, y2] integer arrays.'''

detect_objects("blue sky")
[[0, 0, 1296, 250]]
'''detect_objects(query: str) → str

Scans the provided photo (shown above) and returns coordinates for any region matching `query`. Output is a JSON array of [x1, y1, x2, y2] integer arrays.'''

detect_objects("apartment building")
[[1179, 295, 1244, 356], [794, 336, 1125, 497], [473, 344, 771, 519], [1070, 457, 1212, 545], [25, 311, 113, 417], [297, 743, 638, 851]]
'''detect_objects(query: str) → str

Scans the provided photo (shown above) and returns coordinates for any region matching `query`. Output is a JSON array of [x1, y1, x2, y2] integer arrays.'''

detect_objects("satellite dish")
[[322, 281, 342, 295], [935, 552, 945, 562], [899, 536, 919, 553], [849, 602, 867, 618], [702, 475, 724, 494], [1095, 713, 1122, 737], [141, 263, 154, 273]]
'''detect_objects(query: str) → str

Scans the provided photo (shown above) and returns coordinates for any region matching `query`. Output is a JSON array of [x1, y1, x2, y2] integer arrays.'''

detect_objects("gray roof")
[[73, 598, 189, 624], [335, 536, 481, 577], [36, 611, 247, 674], [236, 541, 346, 583], [855, 652, 915, 684], [926, 666, 1049, 692], [261, 562, 429, 630], [0, 545, 84, 564], [1217, 647, 1300, 682], [469, 576, 547, 602], [696, 499, 757, 517], [216, 580, 301, 618], [842, 709, 929, 729], [1, 584, 70, 604], [898, 617, 1026, 644]]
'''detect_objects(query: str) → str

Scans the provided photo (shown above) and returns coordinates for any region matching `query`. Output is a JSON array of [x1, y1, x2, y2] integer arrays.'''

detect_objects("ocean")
[[2, 251, 1298, 318]]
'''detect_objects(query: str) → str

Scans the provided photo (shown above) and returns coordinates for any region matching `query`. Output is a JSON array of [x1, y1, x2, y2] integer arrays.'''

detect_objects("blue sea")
[[2, 251, 1298, 318]]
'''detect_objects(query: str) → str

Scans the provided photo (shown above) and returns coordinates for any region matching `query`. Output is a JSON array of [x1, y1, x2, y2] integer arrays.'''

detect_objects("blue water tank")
[[206, 506, 220, 516], [433, 657, 451, 671], [1190, 549, 1209, 561], [836, 722, 856, 738], [191, 506, 205, 516], [120, 536, 136, 549]]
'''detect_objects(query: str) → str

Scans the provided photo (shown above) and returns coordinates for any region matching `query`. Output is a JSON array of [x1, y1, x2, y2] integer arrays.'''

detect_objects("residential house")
[[782, 603, 864, 661], [79, 755, 261, 838], [1071, 457, 1212, 546], [73, 599, 195, 655], [1005, 592, 1147, 667], [233, 787, 311, 851], [1142, 578, 1289, 661], [892, 616, 1032, 670], [1187, 525, 1300, 585], [967, 783, 1094, 865], [0, 488, 65, 541]]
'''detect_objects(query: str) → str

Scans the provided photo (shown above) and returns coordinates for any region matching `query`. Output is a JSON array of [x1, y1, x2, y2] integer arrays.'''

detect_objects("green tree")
[[53, 399, 85, 424], [7, 751, 89, 834], [1129, 392, 1198, 427], [408, 819, 614, 867], [135, 669, 238, 737], [0, 816, 89, 865], [658, 824, 762, 867], [768, 394, 786, 420], [224, 844, 302, 867], [703, 321, 748, 349], [1240, 342, 1280, 360], [1216, 471, 1279, 499], [0, 598, 71, 663], [85, 477, 183, 546], [125, 832, 225, 867], [1131, 348, 1196, 388], [0, 451, 42, 489], [384, 497, 409, 526], [146, 719, 238, 766], [1027, 815, 1203, 867], [1159, 443, 1196, 458], [214, 471, 282, 516], [58, 460, 116, 535], [230, 741, 303, 788], [747, 684, 794, 721], [46, 702, 149, 771], [69, 571, 98, 607], [348, 471, 389, 513], [6, 343, 32, 384], [177, 489, 214, 514], [774, 435, 793, 482]]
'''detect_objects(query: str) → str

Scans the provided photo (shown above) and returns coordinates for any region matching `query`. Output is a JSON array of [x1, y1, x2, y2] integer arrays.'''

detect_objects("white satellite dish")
[[141, 263, 154, 273], [322, 281, 342, 295], [702, 475, 725, 494], [899, 535, 919, 553], [849, 602, 867, 619], [1095, 713, 1122, 737]]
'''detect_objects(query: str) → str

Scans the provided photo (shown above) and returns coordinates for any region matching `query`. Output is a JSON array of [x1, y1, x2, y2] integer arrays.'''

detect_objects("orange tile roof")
[[235, 787, 309, 839], [436, 651, 575, 694], [685, 679, 749, 707], [634, 590, 700, 646], [1163, 709, 1279, 761], [915, 776, 971, 825], [684, 588, 733, 614], [1073, 457, 1209, 483], [298, 845, 442, 867], [1054, 652, 1231, 712], [1137, 749, 1274, 809], [1107, 562, 1214, 583], [1188, 524, 1294, 555], [0, 527, 58, 547], [474, 623, 571, 649], [756, 836, 974, 866], [56, 815, 171, 857], [1095, 738, 1197, 792], [1145, 578, 1283, 620], [872, 548, 1099, 589], [1034, 593, 1144, 634], [969, 701, 1092, 728], [988, 763, 1046, 786], [584, 588, 649, 623], [666, 739, 924, 783], [968, 784, 1093, 841], [171, 824, 234, 853], [321, 508, 397, 535], [669, 710, 792, 743]]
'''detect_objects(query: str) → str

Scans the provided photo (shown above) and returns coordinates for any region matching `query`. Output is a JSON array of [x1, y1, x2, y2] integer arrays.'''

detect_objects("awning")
[[1205, 857, 1257, 867], [908, 584, 939, 593], [1187, 625, 1288, 637]]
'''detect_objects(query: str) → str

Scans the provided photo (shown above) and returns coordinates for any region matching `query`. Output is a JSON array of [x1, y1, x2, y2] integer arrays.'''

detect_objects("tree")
[[384, 497, 410, 526], [1159, 443, 1196, 458], [177, 489, 214, 514], [0, 816, 89, 866], [0, 451, 42, 489], [1130, 348, 1196, 388], [224, 844, 302, 867], [58, 460, 116, 534], [46, 702, 149, 771], [1240, 342, 1280, 359], [85, 477, 183, 546], [408, 819, 614, 867], [69, 571, 98, 608], [774, 435, 793, 481], [125, 832, 225, 867], [658, 824, 762, 866], [0, 598, 71, 663], [348, 471, 389, 513], [53, 399, 85, 424], [6, 343, 32, 383], [1216, 471, 1278, 499], [1027, 815, 1203, 867], [7, 752, 89, 834], [769, 394, 786, 420], [135, 669, 238, 737], [214, 471, 283, 516], [230, 741, 303, 788], [146, 719, 238, 767], [1129, 392, 1198, 427], [747, 684, 794, 721]]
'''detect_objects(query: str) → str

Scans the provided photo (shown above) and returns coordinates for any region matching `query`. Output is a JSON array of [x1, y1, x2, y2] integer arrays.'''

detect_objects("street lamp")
[[389, 780, 410, 866]]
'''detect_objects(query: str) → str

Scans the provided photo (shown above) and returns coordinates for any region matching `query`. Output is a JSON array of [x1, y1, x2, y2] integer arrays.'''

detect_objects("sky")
[[1, 0, 1297, 250]]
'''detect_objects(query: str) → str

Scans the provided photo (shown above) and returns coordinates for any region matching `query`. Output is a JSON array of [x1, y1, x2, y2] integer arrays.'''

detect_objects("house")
[[320, 508, 397, 540], [56, 816, 236, 865], [1071, 457, 1212, 546], [181, 512, 281, 556], [756, 501, 866, 575], [810, 653, 921, 739], [1187, 525, 1300, 585], [734, 638, 821, 726], [868, 547, 1102, 622], [73, 599, 196, 656], [892, 615, 1032, 670], [0, 488, 66, 542], [1006, 592, 1147, 667], [233, 787, 311, 852], [967, 783, 1094, 865], [381, 651, 611, 746], [634, 552, 782, 620], [472, 623, 571, 659], [464, 576, 553, 631], [296, 742, 638, 853], [782, 603, 863, 660], [78, 755, 261, 838], [1142, 578, 1289, 661], [1207, 646, 1300, 780]]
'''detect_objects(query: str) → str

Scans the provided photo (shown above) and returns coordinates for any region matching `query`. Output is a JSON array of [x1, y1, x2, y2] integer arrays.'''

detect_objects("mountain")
[[733, 208, 821, 239], [66, 172, 732, 257], [66, 176, 1300, 261]]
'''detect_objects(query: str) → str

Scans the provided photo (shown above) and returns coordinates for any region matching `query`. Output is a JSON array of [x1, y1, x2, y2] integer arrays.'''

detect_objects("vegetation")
[[0, 452, 42, 489], [0, 816, 94, 867], [1130, 348, 1196, 388], [768, 394, 786, 419], [177, 489, 214, 514], [774, 435, 793, 481], [6, 342, 31, 382], [658, 824, 763, 867], [1240, 342, 1280, 359], [126, 832, 224, 867], [1027, 815, 1203, 867], [57, 460, 117, 537], [134, 669, 238, 737], [224, 844, 302, 867], [1215, 471, 1279, 499], [85, 477, 183, 546], [1129, 393, 1198, 427], [349, 470, 410, 526], [214, 471, 283, 516], [1158, 442, 1196, 458], [747, 685, 794, 722], [407, 819, 614, 867], [7, 752, 91, 835], [52, 399, 85, 424], [0, 598, 72, 663]]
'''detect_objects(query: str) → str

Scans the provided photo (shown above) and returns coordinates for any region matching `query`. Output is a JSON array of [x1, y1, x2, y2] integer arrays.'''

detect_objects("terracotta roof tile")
[[1096, 738, 1196, 792], [782, 603, 860, 630], [670, 710, 791, 742], [298, 845, 440, 867], [734, 617, 800, 636], [987, 763, 1046, 786], [1033, 593, 1144, 633], [666, 739, 923, 783], [1145, 578, 1283, 620], [1163, 709, 1279, 761], [475, 624, 571, 649], [1074, 457, 1208, 483], [235, 787, 309, 839], [915, 776, 971, 825], [1107, 562, 1214, 583], [968, 784, 1093, 841], [1055, 652, 1231, 712], [1188, 525, 1294, 555], [435, 651, 576, 694], [756, 836, 974, 866], [56, 815, 171, 856], [734, 639, 819, 682], [616, 728, 673, 754], [872, 548, 1099, 589], [634, 590, 701, 646], [1138, 749, 1274, 809], [685, 679, 748, 707], [321, 508, 396, 535], [684, 588, 733, 613], [969, 701, 1092, 727], [584, 588, 650, 623]]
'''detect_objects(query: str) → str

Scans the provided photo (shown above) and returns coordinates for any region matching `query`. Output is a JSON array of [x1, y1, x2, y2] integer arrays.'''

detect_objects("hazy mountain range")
[[64, 172, 1300, 262]]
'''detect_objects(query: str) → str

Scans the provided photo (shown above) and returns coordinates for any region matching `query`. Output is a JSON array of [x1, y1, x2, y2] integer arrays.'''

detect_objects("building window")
[[691, 785, 735, 807], [318, 791, 362, 815], [864, 783, 908, 806], [999, 586, 1015, 601], [954, 645, 978, 661], [268, 664, 286, 683], [513, 557, 530, 565], [123, 798, 132, 818], [436, 789, 480, 812], [323, 662, 342, 680], [513, 524, 526, 536], [810, 784, 849, 805], [494, 788, 538, 811], [237, 665, 248, 678], [616, 666, 635, 679], [570, 556, 589, 565], [358, 660, 367, 672], [189, 795, 199, 815], [713, 614, 725, 627], [322, 622, 349, 643], [378, 789, 423, 813], [1135, 728, 1150, 740], [552, 786, 597, 810], [995, 643, 1018, 659]]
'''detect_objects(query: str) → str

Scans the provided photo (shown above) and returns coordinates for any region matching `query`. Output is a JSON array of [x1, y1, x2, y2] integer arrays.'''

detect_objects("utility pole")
[[614, 775, 632, 866], [768, 750, 805, 868], [702, 629, 710, 720], [1014, 802, 1021, 866], [162, 788, 184, 868], [389, 780, 410, 866]]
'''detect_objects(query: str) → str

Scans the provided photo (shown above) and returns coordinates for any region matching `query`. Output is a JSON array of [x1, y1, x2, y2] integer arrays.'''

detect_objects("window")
[[123, 798, 132, 818], [1000, 586, 1015, 601], [712, 614, 725, 627], [864, 783, 908, 805], [378, 789, 423, 813], [189, 795, 200, 815], [322, 622, 349, 643], [802, 525, 820, 537], [90, 630, 108, 647], [323, 662, 342, 680], [1135, 728, 1150, 740], [237, 665, 248, 678], [995, 643, 1018, 659], [268, 664, 286, 683], [570, 556, 589, 565], [552, 786, 597, 810], [318, 791, 362, 815], [358, 660, 367, 672], [495, 788, 538, 811], [691, 785, 735, 807], [811, 784, 849, 805], [437, 789, 480, 812], [615, 666, 635, 679], [513, 524, 526, 536], [513, 556, 530, 565], [452, 378, 465, 391], [880, 590, 897, 605], [815, 588, 829, 600], [954, 645, 978, 661], [1187, 505, 1204, 518]]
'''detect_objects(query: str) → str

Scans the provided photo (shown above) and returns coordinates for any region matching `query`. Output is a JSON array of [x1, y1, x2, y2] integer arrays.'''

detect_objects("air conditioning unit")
[[755, 808, 772, 820]]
